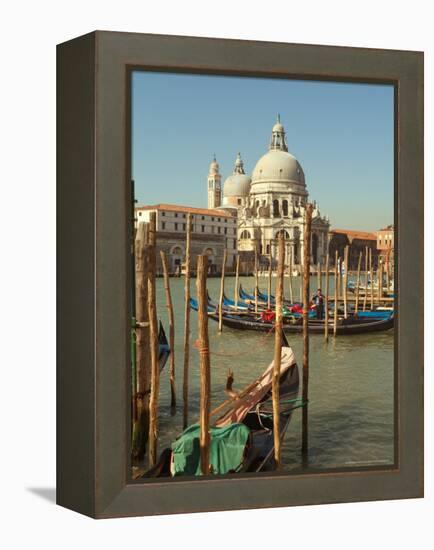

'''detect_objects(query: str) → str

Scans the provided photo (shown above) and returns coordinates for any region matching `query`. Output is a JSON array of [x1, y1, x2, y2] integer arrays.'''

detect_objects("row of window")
[[378, 236, 393, 246], [256, 243, 299, 258], [240, 229, 291, 240], [171, 241, 237, 256], [248, 199, 304, 216], [160, 222, 235, 235], [137, 210, 236, 224]]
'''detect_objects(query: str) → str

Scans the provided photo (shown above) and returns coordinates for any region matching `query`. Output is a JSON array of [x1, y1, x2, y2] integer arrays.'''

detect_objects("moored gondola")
[[190, 298, 394, 335], [239, 284, 301, 309], [141, 345, 300, 477]]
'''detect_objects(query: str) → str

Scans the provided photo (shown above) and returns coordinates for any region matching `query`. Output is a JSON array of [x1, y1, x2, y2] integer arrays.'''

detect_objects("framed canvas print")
[[57, 31, 423, 518]]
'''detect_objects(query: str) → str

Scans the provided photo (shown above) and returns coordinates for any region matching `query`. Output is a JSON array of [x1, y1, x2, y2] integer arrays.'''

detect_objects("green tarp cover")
[[171, 423, 250, 476]]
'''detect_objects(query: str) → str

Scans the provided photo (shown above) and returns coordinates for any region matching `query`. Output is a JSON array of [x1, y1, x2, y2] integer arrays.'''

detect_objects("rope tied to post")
[[197, 345, 210, 357]]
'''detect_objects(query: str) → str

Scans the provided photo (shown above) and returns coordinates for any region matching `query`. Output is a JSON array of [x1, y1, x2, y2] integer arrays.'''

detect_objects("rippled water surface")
[[153, 275, 394, 472]]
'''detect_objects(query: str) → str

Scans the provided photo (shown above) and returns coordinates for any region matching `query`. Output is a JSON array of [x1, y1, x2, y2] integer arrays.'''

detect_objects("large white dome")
[[252, 149, 305, 185]]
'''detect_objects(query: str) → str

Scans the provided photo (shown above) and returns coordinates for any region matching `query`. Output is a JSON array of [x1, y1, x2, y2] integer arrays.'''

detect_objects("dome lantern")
[[269, 113, 288, 152], [234, 152, 245, 175], [250, 117, 306, 193]]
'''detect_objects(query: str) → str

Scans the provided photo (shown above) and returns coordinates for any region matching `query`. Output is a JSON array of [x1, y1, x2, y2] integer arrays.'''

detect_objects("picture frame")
[[57, 30, 423, 518]]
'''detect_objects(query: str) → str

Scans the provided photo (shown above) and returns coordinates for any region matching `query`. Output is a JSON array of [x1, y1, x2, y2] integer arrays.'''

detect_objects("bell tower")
[[207, 154, 222, 208]]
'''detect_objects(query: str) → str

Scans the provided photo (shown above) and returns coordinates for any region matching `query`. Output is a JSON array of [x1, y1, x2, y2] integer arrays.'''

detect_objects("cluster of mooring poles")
[[132, 201, 393, 472]]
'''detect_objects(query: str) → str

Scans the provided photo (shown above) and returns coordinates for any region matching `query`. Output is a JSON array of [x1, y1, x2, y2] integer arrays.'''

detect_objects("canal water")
[[154, 275, 395, 472]]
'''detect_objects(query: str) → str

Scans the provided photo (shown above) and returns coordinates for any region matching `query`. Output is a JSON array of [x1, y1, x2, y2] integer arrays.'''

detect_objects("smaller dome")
[[223, 174, 251, 197], [223, 152, 251, 197]]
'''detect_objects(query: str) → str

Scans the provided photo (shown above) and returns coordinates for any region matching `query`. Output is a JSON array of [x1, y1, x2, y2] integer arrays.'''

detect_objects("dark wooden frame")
[[57, 31, 424, 518]]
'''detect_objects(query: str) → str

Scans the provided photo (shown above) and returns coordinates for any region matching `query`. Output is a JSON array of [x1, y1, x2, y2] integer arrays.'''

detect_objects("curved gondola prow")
[[158, 320, 168, 346], [281, 330, 290, 348], [239, 284, 252, 301], [158, 321, 171, 372]]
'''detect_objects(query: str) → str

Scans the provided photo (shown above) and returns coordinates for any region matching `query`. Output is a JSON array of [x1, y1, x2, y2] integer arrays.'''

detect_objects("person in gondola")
[[311, 288, 325, 319]]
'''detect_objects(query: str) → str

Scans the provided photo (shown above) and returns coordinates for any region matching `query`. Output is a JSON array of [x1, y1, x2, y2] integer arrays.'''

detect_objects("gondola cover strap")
[[171, 423, 250, 476]]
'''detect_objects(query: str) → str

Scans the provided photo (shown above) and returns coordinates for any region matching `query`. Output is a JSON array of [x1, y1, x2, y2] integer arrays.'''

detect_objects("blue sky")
[[132, 71, 394, 231]]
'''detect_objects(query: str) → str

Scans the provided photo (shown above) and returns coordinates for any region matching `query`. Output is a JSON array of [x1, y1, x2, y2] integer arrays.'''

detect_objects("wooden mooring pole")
[[354, 250, 362, 313], [343, 245, 349, 319], [302, 203, 313, 460], [218, 249, 227, 332], [288, 248, 294, 304], [197, 255, 211, 475], [299, 259, 303, 303], [363, 246, 368, 311], [148, 213, 160, 467], [268, 252, 272, 309], [324, 252, 329, 342], [160, 250, 176, 412], [273, 234, 285, 468], [377, 258, 383, 305], [386, 244, 391, 291], [333, 251, 338, 337], [182, 213, 192, 429], [317, 261, 321, 291], [369, 248, 374, 311], [132, 222, 151, 461], [254, 244, 259, 313], [234, 254, 240, 310]]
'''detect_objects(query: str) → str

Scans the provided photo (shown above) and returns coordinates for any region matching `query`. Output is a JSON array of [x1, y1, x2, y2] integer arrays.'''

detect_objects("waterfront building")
[[209, 116, 330, 269], [376, 224, 394, 274], [135, 204, 238, 274], [328, 229, 378, 269], [376, 225, 394, 257]]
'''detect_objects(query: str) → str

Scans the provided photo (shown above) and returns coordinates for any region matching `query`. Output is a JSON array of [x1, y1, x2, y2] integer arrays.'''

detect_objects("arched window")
[[273, 200, 280, 217], [294, 243, 298, 263], [172, 246, 183, 256], [240, 230, 251, 240], [282, 200, 288, 216], [275, 229, 290, 239]]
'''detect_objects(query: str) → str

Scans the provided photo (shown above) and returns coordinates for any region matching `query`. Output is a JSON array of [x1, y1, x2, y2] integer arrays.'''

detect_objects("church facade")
[[207, 117, 330, 268]]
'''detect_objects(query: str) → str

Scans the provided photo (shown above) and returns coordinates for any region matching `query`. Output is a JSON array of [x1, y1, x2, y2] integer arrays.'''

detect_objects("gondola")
[[190, 298, 394, 335], [222, 293, 253, 310], [158, 321, 171, 371], [142, 342, 300, 477], [348, 281, 394, 298], [205, 292, 318, 320], [206, 290, 251, 312], [241, 285, 394, 319], [239, 284, 300, 309]]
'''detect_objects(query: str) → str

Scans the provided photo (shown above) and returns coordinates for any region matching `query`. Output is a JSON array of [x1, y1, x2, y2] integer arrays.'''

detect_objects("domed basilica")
[[207, 117, 330, 266]]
